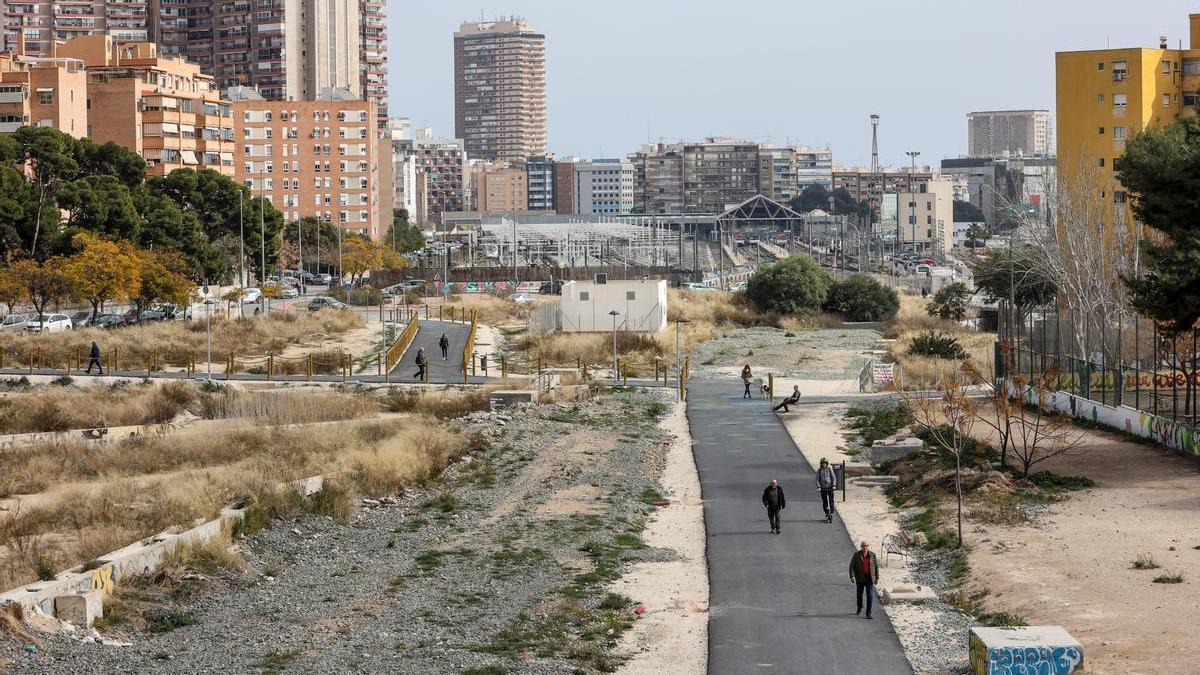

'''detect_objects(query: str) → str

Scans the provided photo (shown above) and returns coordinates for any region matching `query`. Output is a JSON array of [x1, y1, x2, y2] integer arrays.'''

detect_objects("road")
[[686, 379, 912, 674]]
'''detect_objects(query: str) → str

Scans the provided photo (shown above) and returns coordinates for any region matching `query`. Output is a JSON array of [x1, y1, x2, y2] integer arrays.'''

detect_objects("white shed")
[[553, 279, 668, 333]]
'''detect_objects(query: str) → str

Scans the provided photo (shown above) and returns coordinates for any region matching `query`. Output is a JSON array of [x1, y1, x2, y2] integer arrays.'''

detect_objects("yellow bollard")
[[307, 354, 314, 381]]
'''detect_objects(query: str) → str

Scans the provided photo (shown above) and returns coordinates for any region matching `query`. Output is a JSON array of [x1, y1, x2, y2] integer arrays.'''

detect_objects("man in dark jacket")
[[439, 334, 450, 360], [85, 341, 103, 375], [772, 384, 801, 413], [817, 458, 837, 519], [761, 479, 785, 534], [413, 347, 427, 380], [848, 541, 880, 618]]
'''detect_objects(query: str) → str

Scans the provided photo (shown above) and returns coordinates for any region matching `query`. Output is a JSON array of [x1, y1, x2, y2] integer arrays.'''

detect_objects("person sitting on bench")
[[772, 384, 801, 413]]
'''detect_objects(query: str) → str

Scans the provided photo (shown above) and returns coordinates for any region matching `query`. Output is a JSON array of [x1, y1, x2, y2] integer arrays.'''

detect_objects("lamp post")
[[906, 150, 921, 255], [202, 281, 212, 381], [258, 192, 266, 315], [609, 310, 620, 384], [238, 193, 245, 318]]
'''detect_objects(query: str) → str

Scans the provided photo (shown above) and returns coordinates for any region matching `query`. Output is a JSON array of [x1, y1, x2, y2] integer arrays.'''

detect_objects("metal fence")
[[999, 301, 1200, 428]]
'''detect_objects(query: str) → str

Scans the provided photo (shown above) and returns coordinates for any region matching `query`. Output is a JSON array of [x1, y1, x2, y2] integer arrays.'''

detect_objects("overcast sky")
[[389, 1, 1197, 168]]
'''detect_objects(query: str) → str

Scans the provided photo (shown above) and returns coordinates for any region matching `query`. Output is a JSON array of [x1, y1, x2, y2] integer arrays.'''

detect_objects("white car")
[[0, 314, 27, 332], [25, 313, 72, 333], [241, 287, 263, 304]]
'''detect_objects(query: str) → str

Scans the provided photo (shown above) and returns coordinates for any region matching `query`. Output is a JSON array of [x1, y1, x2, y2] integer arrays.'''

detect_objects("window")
[[1112, 157, 1123, 172], [1098, 158, 1105, 167], [1098, 126, 1105, 135], [1163, 93, 1171, 108], [1112, 60, 1128, 81], [1163, 60, 1171, 74], [1097, 93, 1105, 103], [1113, 126, 1127, 140], [579, 291, 590, 301], [1114, 191, 1128, 204], [626, 291, 636, 300], [1098, 61, 1105, 71]]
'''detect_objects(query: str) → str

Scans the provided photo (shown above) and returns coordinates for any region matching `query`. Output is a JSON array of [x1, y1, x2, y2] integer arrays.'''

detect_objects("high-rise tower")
[[453, 18, 546, 163]]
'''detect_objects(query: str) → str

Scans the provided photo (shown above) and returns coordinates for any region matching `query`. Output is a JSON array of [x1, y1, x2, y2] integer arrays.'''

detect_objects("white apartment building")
[[896, 179, 954, 254], [574, 159, 634, 215]]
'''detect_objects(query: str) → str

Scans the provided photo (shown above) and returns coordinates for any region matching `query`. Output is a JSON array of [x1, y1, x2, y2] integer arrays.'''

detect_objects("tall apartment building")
[[553, 158, 576, 215], [1056, 13, 1200, 223], [574, 159, 634, 215], [0, 50, 88, 136], [150, 0, 387, 124], [940, 156, 1056, 226], [832, 167, 934, 212], [453, 18, 546, 163], [967, 110, 1054, 157], [2, 1, 150, 57], [393, 131, 465, 224], [229, 86, 392, 239], [52, 35, 235, 176], [795, 146, 834, 188]]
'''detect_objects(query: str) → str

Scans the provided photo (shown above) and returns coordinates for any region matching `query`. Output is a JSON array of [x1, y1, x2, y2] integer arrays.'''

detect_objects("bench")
[[882, 529, 917, 567]]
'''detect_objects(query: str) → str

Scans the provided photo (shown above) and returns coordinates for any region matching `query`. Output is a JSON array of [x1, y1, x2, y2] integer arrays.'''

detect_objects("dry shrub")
[[0, 418, 462, 587], [199, 389, 377, 425], [0, 381, 202, 435], [889, 330, 995, 390], [0, 310, 362, 369], [381, 387, 490, 419], [442, 293, 531, 327], [0, 603, 39, 647]]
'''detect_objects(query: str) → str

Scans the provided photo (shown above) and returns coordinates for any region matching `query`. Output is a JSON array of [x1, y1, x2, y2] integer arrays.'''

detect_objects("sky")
[[389, 0, 1199, 169]]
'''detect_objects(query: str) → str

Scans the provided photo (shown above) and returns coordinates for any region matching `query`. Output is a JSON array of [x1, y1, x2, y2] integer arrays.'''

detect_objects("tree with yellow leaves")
[[123, 244, 194, 315], [0, 264, 24, 313], [341, 236, 404, 287], [12, 257, 71, 318], [62, 232, 141, 321]]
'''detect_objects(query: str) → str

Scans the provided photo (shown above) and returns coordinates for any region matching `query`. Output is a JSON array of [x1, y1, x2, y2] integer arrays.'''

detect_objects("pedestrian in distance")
[[849, 540, 879, 619], [480, 353, 488, 376], [772, 384, 801, 413], [413, 347, 427, 380], [439, 333, 450, 360], [817, 458, 837, 522], [761, 478, 785, 534], [85, 340, 103, 375], [741, 364, 753, 399]]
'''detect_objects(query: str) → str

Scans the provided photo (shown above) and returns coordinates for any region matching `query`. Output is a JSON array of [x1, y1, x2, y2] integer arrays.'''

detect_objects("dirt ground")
[[965, 426, 1200, 674]]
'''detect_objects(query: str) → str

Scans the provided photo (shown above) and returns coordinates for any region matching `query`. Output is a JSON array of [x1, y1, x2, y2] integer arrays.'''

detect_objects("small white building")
[[532, 279, 668, 333]]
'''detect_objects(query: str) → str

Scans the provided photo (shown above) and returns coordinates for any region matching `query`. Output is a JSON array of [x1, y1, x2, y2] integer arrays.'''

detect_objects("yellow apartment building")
[[1056, 13, 1200, 209]]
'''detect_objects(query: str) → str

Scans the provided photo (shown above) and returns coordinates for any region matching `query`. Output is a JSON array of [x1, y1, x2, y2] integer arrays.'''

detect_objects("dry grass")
[[0, 418, 463, 590], [380, 386, 493, 419], [0, 309, 362, 369], [199, 389, 377, 426], [442, 293, 532, 327], [886, 294, 995, 390]]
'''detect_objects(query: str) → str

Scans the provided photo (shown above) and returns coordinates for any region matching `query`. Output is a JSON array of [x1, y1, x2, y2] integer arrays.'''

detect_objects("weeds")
[[1153, 574, 1183, 584], [1133, 554, 1160, 570], [257, 649, 300, 674], [34, 553, 56, 581], [978, 612, 1027, 627], [844, 404, 913, 447], [146, 608, 198, 633]]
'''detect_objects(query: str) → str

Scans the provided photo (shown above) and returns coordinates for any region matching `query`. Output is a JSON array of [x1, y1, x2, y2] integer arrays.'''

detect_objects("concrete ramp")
[[391, 319, 474, 383]]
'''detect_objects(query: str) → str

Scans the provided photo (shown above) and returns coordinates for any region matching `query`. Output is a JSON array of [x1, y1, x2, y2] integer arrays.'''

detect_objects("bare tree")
[[1006, 157, 1138, 363], [1010, 373, 1087, 478], [905, 373, 978, 549], [962, 349, 1019, 469]]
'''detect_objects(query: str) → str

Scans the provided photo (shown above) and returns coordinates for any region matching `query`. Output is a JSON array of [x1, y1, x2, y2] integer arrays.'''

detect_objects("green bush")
[[844, 404, 912, 446], [822, 274, 900, 321], [907, 330, 966, 359], [927, 282, 970, 321], [1024, 472, 1095, 492], [745, 255, 831, 315]]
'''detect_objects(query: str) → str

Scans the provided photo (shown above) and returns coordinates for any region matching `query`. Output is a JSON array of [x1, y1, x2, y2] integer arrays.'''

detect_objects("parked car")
[[241, 287, 263, 304], [93, 314, 126, 330], [317, 273, 332, 285], [122, 308, 167, 324], [68, 311, 94, 328], [683, 282, 716, 292], [511, 292, 534, 304], [539, 280, 562, 295], [307, 296, 346, 311], [25, 313, 72, 333], [0, 314, 27, 332]]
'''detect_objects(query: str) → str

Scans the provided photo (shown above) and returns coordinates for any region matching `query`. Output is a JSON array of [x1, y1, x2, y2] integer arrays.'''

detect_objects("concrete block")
[[844, 461, 874, 477], [969, 626, 1083, 675], [489, 390, 536, 409], [880, 584, 936, 604], [54, 590, 102, 627], [870, 436, 925, 465]]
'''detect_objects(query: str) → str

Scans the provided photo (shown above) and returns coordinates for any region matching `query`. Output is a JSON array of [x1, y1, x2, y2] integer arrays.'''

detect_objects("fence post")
[[307, 353, 313, 381], [28, 349, 33, 374], [502, 355, 508, 384], [768, 373, 774, 401], [265, 354, 272, 381], [75, 348, 80, 372], [342, 353, 348, 384], [439, 305, 443, 322], [227, 352, 233, 381], [113, 348, 118, 373], [424, 359, 430, 383], [378, 353, 383, 376]]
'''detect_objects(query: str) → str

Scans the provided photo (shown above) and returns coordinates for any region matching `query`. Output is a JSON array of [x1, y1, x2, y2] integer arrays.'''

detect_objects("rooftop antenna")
[[870, 114, 880, 173]]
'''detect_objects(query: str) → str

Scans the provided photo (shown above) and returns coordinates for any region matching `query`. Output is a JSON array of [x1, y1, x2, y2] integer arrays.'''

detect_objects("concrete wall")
[[558, 279, 667, 333], [1009, 380, 1199, 456]]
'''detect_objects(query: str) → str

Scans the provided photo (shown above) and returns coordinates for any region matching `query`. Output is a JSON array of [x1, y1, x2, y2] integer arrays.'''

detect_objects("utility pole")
[[906, 150, 921, 256], [238, 193, 245, 318], [258, 193, 266, 314]]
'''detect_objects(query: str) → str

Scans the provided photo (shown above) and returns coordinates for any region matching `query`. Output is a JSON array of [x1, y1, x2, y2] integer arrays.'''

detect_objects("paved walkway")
[[391, 319, 475, 383], [686, 379, 912, 674]]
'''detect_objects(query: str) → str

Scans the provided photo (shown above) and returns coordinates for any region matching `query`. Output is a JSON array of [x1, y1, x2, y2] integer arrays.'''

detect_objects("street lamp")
[[608, 310, 620, 384], [906, 150, 921, 255]]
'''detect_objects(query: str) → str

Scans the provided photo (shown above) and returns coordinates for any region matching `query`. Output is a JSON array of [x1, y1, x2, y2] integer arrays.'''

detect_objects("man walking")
[[772, 384, 801, 413], [848, 541, 879, 618], [413, 347, 427, 380], [439, 333, 450, 361], [817, 458, 837, 521], [85, 341, 103, 375], [761, 478, 785, 534]]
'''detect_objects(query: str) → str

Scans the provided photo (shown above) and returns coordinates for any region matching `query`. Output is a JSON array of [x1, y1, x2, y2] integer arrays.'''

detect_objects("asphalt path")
[[391, 319, 474, 383], [686, 378, 913, 674]]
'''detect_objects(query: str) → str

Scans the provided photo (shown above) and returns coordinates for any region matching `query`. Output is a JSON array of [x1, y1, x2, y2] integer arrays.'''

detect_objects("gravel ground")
[[1, 390, 674, 674], [692, 326, 880, 380]]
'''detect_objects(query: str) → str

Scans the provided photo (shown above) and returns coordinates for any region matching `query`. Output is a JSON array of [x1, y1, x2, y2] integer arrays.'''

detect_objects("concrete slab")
[[880, 584, 937, 604], [969, 626, 1084, 675], [870, 435, 925, 465], [489, 390, 536, 409]]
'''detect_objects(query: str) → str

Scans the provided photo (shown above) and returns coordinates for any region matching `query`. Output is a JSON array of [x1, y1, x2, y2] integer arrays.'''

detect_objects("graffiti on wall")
[[89, 565, 113, 597], [969, 634, 1084, 675]]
